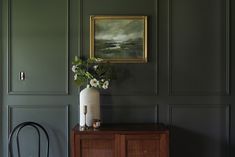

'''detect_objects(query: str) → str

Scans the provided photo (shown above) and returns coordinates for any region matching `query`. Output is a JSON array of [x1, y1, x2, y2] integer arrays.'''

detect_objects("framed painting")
[[90, 16, 147, 63]]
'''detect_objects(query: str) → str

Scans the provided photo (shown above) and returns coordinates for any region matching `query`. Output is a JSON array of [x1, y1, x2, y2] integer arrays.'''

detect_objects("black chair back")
[[8, 121, 49, 157]]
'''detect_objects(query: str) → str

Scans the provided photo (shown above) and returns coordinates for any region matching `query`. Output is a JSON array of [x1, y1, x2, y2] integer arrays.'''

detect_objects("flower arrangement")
[[72, 56, 112, 89]]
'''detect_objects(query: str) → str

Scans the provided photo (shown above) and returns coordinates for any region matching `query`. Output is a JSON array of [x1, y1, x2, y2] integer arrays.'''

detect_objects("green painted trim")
[[154, 0, 159, 96], [168, 104, 231, 156], [7, 0, 70, 95], [0, 0, 3, 155], [225, 0, 231, 95], [168, 104, 231, 157], [2, 0, 9, 156], [168, 0, 231, 96], [78, 0, 83, 57]]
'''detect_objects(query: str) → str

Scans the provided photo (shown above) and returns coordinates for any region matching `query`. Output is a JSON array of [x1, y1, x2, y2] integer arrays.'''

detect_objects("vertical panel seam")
[[225, 0, 231, 95], [155, 0, 159, 96]]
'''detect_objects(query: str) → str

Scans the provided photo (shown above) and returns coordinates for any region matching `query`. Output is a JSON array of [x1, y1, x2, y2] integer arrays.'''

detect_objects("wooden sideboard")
[[71, 124, 169, 157]]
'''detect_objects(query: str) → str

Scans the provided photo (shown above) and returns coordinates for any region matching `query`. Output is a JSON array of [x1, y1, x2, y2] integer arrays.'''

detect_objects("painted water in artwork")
[[94, 19, 145, 59]]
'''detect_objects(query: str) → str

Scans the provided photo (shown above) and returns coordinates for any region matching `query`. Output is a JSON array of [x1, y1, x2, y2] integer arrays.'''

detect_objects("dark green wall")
[[9, 0, 68, 94], [1, 0, 235, 157], [0, 0, 3, 155], [1, 0, 76, 157]]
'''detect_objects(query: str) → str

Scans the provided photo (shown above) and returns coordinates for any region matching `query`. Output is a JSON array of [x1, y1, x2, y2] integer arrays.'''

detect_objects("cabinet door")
[[120, 134, 168, 157], [73, 134, 117, 157]]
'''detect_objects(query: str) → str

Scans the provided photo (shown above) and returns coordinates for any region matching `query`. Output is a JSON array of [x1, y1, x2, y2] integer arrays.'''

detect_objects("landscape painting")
[[90, 16, 147, 63]]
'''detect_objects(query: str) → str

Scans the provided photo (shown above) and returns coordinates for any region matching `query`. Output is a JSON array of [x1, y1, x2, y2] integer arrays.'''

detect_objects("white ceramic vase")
[[79, 87, 100, 127]]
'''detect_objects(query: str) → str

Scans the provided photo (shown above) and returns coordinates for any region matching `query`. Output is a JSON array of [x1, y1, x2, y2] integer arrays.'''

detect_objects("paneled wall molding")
[[101, 104, 159, 123], [78, 0, 159, 97], [7, 0, 69, 95], [168, 0, 231, 96], [168, 104, 230, 142], [7, 104, 69, 157], [154, 0, 159, 96], [0, 0, 2, 153], [78, 0, 83, 58], [168, 104, 230, 123], [168, 104, 231, 157]]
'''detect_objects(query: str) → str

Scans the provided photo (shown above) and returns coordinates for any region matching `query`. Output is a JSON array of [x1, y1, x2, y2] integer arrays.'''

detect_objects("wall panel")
[[168, 104, 230, 157], [7, 105, 69, 157], [169, 0, 230, 96], [8, 0, 69, 94]]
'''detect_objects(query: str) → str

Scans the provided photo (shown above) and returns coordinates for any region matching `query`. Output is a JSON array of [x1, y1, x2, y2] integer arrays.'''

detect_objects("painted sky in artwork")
[[95, 19, 144, 42]]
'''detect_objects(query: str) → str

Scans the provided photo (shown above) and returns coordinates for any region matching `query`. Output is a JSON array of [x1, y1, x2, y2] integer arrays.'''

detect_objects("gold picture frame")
[[90, 16, 147, 63]]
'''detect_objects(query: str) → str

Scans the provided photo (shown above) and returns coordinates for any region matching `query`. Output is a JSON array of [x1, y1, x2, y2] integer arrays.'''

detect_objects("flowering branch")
[[72, 56, 112, 89]]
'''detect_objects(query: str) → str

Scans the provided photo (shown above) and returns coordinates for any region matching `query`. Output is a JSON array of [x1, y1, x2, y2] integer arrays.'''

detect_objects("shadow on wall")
[[170, 126, 229, 157], [231, 143, 235, 157], [101, 105, 156, 124], [101, 65, 131, 95]]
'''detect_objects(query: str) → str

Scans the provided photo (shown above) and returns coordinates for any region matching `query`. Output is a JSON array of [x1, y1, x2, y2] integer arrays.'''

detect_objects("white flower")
[[74, 74, 78, 80], [90, 79, 99, 87], [102, 80, 109, 89], [93, 65, 98, 70], [74, 56, 79, 61], [95, 58, 103, 62], [72, 65, 77, 72]]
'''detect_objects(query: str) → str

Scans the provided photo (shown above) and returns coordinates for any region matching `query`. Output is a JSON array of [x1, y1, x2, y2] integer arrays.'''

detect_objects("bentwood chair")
[[8, 121, 50, 157]]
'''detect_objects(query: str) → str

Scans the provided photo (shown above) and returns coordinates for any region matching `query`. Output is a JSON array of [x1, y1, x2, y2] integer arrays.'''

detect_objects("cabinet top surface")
[[73, 123, 169, 133]]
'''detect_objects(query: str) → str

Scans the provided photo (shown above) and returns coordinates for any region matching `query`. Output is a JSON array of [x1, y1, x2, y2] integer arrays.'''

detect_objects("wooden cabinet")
[[71, 124, 169, 157]]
